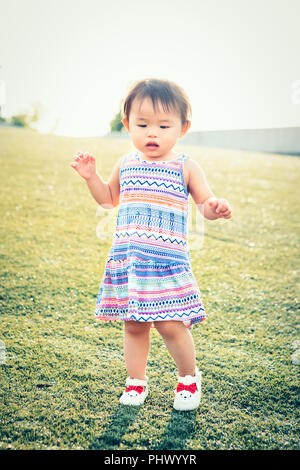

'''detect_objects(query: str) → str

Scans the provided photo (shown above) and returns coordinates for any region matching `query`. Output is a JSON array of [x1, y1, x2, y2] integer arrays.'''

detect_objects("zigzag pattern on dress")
[[129, 306, 206, 322], [95, 150, 206, 330], [113, 231, 188, 245], [121, 178, 187, 193]]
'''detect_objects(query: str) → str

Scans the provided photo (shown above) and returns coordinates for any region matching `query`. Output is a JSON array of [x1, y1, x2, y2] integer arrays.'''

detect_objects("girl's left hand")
[[208, 198, 232, 219]]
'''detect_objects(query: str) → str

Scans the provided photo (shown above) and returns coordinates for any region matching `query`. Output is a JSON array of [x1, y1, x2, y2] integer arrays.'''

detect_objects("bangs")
[[135, 85, 178, 116]]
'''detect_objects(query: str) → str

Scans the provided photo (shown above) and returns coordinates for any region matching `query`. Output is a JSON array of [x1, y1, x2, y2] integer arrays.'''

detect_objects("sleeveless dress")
[[94, 150, 206, 329]]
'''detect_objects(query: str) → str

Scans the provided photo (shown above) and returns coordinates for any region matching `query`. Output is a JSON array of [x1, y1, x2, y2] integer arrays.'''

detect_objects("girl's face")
[[122, 97, 190, 160]]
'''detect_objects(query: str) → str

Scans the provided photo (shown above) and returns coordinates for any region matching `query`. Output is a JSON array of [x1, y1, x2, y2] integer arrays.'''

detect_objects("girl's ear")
[[181, 120, 191, 137], [122, 118, 130, 132]]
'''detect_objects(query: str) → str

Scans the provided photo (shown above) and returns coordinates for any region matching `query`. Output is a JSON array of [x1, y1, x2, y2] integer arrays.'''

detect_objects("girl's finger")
[[222, 206, 232, 214], [216, 200, 226, 213], [222, 211, 232, 218], [219, 203, 231, 213]]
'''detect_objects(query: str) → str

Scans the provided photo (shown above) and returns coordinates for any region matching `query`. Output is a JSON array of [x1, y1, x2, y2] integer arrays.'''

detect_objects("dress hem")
[[94, 315, 206, 330]]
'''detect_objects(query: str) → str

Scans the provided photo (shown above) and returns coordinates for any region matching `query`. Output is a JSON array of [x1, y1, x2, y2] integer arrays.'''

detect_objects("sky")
[[0, 0, 299, 137]]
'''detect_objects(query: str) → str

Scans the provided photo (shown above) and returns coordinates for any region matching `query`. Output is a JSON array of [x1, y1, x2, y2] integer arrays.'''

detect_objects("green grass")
[[0, 126, 299, 450]]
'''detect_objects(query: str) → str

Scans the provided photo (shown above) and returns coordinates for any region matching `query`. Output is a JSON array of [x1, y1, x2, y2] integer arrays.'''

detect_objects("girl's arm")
[[71, 152, 123, 209], [86, 157, 123, 209], [187, 159, 232, 220]]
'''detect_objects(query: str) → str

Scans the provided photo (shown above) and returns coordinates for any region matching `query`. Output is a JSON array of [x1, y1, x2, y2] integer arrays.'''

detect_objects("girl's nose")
[[147, 127, 158, 137]]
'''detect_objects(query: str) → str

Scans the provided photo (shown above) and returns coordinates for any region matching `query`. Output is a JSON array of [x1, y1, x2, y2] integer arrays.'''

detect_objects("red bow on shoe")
[[125, 385, 144, 394], [177, 382, 197, 394]]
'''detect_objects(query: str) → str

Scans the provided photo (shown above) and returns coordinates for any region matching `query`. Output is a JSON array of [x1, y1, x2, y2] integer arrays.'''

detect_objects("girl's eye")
[[137, 124, 170, 129]]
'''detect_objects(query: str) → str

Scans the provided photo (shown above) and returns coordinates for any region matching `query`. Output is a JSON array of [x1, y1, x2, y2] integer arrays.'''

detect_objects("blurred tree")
[[10, 101, 46, 128], [110, 109, 124, 133], [10, 114, 30, 127]]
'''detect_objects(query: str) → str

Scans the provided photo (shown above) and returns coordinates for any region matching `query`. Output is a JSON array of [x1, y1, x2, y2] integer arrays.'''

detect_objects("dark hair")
[[122, 78, 192, 124]]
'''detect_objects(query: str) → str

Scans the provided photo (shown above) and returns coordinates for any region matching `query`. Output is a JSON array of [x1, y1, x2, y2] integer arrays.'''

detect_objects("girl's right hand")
[[70, 151, 96, 180]]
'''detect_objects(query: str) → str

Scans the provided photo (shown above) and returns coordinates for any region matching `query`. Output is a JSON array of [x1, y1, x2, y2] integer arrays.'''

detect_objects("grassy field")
[[0, 126, 299, 450]]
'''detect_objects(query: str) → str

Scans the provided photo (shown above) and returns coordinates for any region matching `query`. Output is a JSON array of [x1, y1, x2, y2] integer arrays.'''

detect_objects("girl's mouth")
[[146, 142, 159, 149]]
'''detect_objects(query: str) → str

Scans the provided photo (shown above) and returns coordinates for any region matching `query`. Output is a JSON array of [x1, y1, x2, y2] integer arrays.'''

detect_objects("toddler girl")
[[70, 78, 232, 411]]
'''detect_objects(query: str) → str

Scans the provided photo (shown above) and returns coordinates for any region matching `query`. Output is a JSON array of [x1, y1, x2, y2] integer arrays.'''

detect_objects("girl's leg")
[[153, 321, 196, 377], [123, 321, 152, 381]]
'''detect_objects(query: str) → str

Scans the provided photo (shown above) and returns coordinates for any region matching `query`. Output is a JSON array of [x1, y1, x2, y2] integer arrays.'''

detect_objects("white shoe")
[[173, 367, 202, 411], [119, 376, 149, 406]]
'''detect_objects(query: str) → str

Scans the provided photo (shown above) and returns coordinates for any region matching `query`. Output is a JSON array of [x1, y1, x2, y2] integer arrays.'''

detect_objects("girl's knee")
[[124, 321, 151, 335], [154, 321, 184, 340]]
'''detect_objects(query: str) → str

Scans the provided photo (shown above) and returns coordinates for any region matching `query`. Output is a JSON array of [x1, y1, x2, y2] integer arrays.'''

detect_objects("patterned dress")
[[94, 150, 206, 329]]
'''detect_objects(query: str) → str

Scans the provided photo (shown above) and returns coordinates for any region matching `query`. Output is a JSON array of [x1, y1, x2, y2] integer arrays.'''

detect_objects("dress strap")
[[178, 154, 189, 196]]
